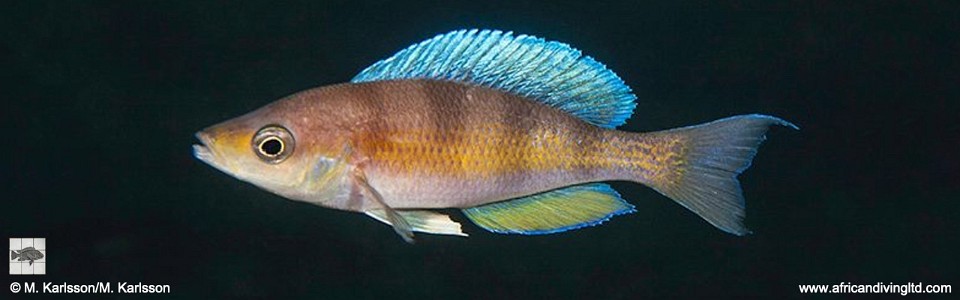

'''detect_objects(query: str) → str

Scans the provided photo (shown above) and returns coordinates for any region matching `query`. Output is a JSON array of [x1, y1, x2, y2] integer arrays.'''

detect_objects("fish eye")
[[252, 125, 295, 164]]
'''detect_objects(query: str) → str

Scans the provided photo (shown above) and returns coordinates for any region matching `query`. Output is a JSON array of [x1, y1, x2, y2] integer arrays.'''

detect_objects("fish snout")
[[194, 131, 216, 148], [193, 131, 217, 163]]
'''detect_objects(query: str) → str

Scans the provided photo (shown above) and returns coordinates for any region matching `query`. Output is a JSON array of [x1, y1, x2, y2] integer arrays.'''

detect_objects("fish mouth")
[[193, 131, 218, 165], [194, 131, 242, 177]]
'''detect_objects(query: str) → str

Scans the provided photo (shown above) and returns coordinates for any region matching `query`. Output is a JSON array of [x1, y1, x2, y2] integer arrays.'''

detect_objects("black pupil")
[[260, 138, 283, 156]]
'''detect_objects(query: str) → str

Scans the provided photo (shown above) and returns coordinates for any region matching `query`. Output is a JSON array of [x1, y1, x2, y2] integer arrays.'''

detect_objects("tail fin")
[[647, 114, 797, 235], [11, 250, 18, 260]]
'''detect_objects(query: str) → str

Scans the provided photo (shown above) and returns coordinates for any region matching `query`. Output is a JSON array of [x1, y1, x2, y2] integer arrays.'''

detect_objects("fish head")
[[193, 99, 353, 205]]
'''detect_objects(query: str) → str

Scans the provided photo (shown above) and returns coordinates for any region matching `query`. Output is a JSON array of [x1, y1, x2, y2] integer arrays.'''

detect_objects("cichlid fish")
[[11, 247, 44, 265], [193, 29, 796, 243]]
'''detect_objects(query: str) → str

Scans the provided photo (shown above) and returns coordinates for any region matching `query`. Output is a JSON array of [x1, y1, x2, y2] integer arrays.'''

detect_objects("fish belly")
[[350, 80, 641, 209]]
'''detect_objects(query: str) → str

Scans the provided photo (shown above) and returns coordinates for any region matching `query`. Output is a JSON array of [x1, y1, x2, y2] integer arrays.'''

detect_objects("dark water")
[[3, 1, 957, 299]]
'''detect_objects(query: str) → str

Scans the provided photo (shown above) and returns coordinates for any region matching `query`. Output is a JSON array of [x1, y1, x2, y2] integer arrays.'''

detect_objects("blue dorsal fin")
[[352, 29, 638, 128]]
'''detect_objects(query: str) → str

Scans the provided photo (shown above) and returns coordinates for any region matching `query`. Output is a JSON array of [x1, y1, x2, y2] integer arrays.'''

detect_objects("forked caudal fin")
[[644, 114, 797, 235]]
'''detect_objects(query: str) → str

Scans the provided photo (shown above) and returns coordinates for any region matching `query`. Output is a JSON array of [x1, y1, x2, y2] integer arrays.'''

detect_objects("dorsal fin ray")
[[352, 29, 637, 128]]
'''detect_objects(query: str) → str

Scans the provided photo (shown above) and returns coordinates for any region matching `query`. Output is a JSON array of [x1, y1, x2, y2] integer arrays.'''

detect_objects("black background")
[[3, 1, 957, 299]]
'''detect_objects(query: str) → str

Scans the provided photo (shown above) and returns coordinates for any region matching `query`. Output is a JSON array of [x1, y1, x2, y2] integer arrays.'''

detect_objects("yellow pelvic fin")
[[462, 183, 635, 235]]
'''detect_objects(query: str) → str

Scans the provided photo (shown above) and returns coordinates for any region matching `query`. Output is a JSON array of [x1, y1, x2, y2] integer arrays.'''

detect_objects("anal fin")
[[462, 183, 635, 235]]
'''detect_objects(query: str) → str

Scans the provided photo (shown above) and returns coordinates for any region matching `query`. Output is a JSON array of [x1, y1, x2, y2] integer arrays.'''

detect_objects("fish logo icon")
[[11, 247, 44, 265], [9, 238, 45, 275]]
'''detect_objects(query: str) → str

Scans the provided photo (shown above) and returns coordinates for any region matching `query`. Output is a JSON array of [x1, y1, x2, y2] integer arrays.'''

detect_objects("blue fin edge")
[[479, 184, 636, 235]]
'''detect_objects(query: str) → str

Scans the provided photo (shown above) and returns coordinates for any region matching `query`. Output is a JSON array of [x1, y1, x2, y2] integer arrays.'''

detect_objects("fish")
[[193, 29, 797, 243], [11, 247, 44, 265]]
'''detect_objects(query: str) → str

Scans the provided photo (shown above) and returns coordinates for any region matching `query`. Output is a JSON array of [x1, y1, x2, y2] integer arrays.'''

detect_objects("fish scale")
[[347, 80, 669, 209]]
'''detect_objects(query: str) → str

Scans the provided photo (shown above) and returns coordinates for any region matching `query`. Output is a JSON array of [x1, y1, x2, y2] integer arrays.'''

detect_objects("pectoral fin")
[[353, 169, 415, 243], [462, 183, 635, 234], [366, 210, 468, 237]]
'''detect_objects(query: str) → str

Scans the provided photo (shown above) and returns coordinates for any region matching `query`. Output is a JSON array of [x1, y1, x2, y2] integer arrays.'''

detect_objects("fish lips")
[[194, 131, 234, 175], [193, 131, 217, 165]]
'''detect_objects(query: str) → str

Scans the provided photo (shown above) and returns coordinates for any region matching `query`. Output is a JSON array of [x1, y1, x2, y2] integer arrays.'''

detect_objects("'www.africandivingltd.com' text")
[[799, 282, 951, 296]]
